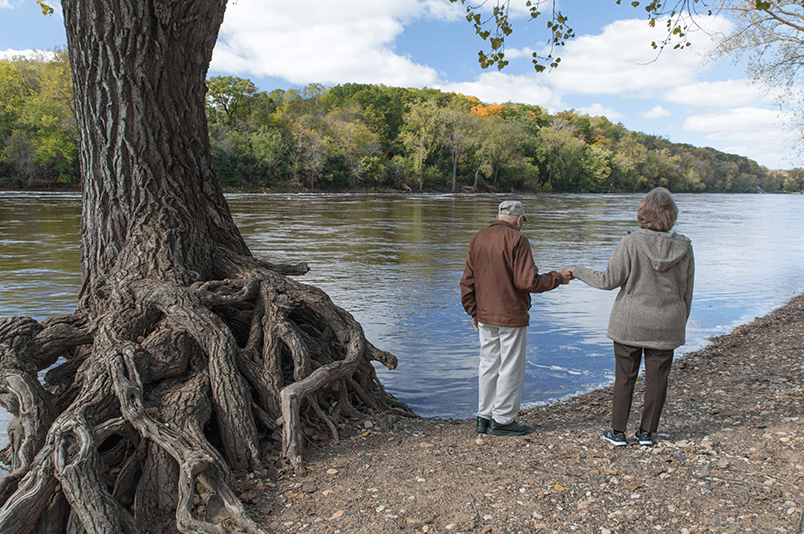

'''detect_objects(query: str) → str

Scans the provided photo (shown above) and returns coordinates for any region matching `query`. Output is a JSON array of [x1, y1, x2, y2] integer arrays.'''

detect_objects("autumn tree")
[[0, 2, 410, 533]]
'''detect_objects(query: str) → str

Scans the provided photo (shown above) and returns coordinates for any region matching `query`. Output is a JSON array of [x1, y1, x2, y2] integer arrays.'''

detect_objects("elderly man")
[[460, 200, 573, 436]]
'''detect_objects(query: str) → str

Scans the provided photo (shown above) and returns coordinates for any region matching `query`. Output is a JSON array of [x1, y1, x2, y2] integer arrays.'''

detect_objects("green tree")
[[290, 115, 328, 188], [324, 105, 383, 186], [0, 50, 77, 187], [580, 143, 613, 192], [206, 75, 258, 125], [400, 98, 442, 191], [612, 134, 650, 190], [471, 115, 526, 189], [439, 99, 479, 192], [13, 96, 77, 185], [537, 122, 587, 191]]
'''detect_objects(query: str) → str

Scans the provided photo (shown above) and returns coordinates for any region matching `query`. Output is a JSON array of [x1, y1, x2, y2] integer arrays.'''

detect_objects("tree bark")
[[0, 1, 413, 532]]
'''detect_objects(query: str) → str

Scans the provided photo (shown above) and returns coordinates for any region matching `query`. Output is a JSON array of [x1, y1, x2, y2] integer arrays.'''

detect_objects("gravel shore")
[[230, 294, 804, 533]]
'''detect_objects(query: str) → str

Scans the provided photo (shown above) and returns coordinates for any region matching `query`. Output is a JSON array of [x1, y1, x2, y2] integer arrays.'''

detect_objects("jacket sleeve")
[[573, 238, 631, 290], [460, 249, 477, 317], [684, 246, 695, 319], [513, 236, 563, 294]]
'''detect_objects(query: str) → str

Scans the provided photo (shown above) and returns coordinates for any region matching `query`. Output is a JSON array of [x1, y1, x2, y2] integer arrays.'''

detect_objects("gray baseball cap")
[[498, 200, 529, 221]]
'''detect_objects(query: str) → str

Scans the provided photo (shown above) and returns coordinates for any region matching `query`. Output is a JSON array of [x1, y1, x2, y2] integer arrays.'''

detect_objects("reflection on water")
[[0, 192, 802, 441]]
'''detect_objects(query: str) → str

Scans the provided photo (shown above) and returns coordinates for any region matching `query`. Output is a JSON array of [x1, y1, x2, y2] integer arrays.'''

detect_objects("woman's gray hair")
[[637, 187, 678, 231]]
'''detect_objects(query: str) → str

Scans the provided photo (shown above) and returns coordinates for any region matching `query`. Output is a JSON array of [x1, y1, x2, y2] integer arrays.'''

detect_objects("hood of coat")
[[634, 229, 692, 272]]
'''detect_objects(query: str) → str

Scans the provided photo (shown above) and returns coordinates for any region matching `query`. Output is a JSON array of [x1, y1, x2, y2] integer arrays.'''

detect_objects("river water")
[[1, 192, 802, 446]]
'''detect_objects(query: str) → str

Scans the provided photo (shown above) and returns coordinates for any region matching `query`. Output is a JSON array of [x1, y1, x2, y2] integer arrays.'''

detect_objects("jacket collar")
[[490, 219, 520, 231]]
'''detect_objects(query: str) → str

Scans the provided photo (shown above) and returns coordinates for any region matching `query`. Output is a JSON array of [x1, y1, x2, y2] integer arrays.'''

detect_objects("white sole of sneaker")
[[602, 434, 628, 446]]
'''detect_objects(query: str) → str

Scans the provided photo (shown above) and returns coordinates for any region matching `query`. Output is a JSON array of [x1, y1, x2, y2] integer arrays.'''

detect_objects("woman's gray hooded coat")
[[573, 229, 694, 350]]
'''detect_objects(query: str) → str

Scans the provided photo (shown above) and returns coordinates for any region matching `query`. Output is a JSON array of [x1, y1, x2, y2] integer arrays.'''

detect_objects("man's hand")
[[472, 316, 479, 331], [559, 268, 574, 284]]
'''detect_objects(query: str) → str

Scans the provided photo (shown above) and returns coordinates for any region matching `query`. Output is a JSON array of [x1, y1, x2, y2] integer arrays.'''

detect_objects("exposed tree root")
[[0, 262, 414, 533]]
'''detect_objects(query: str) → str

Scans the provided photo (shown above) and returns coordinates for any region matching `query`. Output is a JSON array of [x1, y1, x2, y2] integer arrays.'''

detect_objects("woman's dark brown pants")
[[611, 342, 674, 434]]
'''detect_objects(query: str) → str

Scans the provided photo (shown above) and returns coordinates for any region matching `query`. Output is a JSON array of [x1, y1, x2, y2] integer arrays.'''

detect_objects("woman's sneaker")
[[602, 428, 628, 446], [635, 428, 656, 446]]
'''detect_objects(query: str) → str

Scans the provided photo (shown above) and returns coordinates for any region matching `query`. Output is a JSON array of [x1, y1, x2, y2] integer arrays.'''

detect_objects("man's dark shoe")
[[488, 420, 531, 436], [476, 416, 491, 434], [603, 428, 628, 446], [635, 428, 656, 446]]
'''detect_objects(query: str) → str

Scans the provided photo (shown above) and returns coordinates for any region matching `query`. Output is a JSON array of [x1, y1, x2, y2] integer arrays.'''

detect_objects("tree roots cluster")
[[0, 263, 413, 533]]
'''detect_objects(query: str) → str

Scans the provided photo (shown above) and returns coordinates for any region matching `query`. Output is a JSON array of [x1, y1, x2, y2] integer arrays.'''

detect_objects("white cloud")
[[682, 107, 796, 167], [664, 79, 771, 107], [212, 0, 458, 87], [504, 47, 537, 60], [0, 48, 55, 60], [683, 107, 790, 141], [642, 105, 671, 119], [439, 71, 562, 109], [546, 16, 733, 96], [577, 103, 622, 120], [0, 1, 13, 8]]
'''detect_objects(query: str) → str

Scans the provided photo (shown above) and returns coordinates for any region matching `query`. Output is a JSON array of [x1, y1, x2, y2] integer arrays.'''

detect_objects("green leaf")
[[755, 1, 771, 9], [631, 1, 640, 6]]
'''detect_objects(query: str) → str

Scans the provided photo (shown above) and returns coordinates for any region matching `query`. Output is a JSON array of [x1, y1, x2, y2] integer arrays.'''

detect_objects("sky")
[[1, 0, 800, 170]]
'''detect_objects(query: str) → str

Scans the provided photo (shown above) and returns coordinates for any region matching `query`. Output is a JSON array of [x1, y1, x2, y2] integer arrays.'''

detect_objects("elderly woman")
[[572, 187, 694, 446]]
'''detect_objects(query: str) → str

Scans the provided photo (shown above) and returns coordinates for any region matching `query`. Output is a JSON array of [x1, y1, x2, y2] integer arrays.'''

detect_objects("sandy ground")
[[219, 294, 804, 533]]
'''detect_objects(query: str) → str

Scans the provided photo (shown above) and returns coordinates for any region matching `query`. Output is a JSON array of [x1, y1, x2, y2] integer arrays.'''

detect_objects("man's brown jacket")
[[460, 219, 563, 327]]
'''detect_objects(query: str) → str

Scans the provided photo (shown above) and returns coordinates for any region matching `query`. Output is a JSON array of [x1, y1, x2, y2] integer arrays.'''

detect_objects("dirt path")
[[226, 295, 804, 533]]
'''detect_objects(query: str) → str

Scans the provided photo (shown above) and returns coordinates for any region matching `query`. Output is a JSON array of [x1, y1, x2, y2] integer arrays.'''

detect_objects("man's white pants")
[[477, 322, 528, 425]]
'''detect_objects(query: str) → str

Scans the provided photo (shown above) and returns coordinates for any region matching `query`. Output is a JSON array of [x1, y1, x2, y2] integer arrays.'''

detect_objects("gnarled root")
[[0, 263, 414, 532]]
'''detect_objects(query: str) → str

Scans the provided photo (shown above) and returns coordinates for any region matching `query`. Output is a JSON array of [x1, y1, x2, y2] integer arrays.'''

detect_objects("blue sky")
[[2, 0, 799, 169]]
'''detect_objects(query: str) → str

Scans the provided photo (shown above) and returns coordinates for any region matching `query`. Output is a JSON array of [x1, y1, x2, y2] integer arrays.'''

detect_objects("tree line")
[[2, 51, 803, 194]]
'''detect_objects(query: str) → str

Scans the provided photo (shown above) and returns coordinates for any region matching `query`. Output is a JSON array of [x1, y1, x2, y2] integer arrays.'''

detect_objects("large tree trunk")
[[0, 1, 411, 533]]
